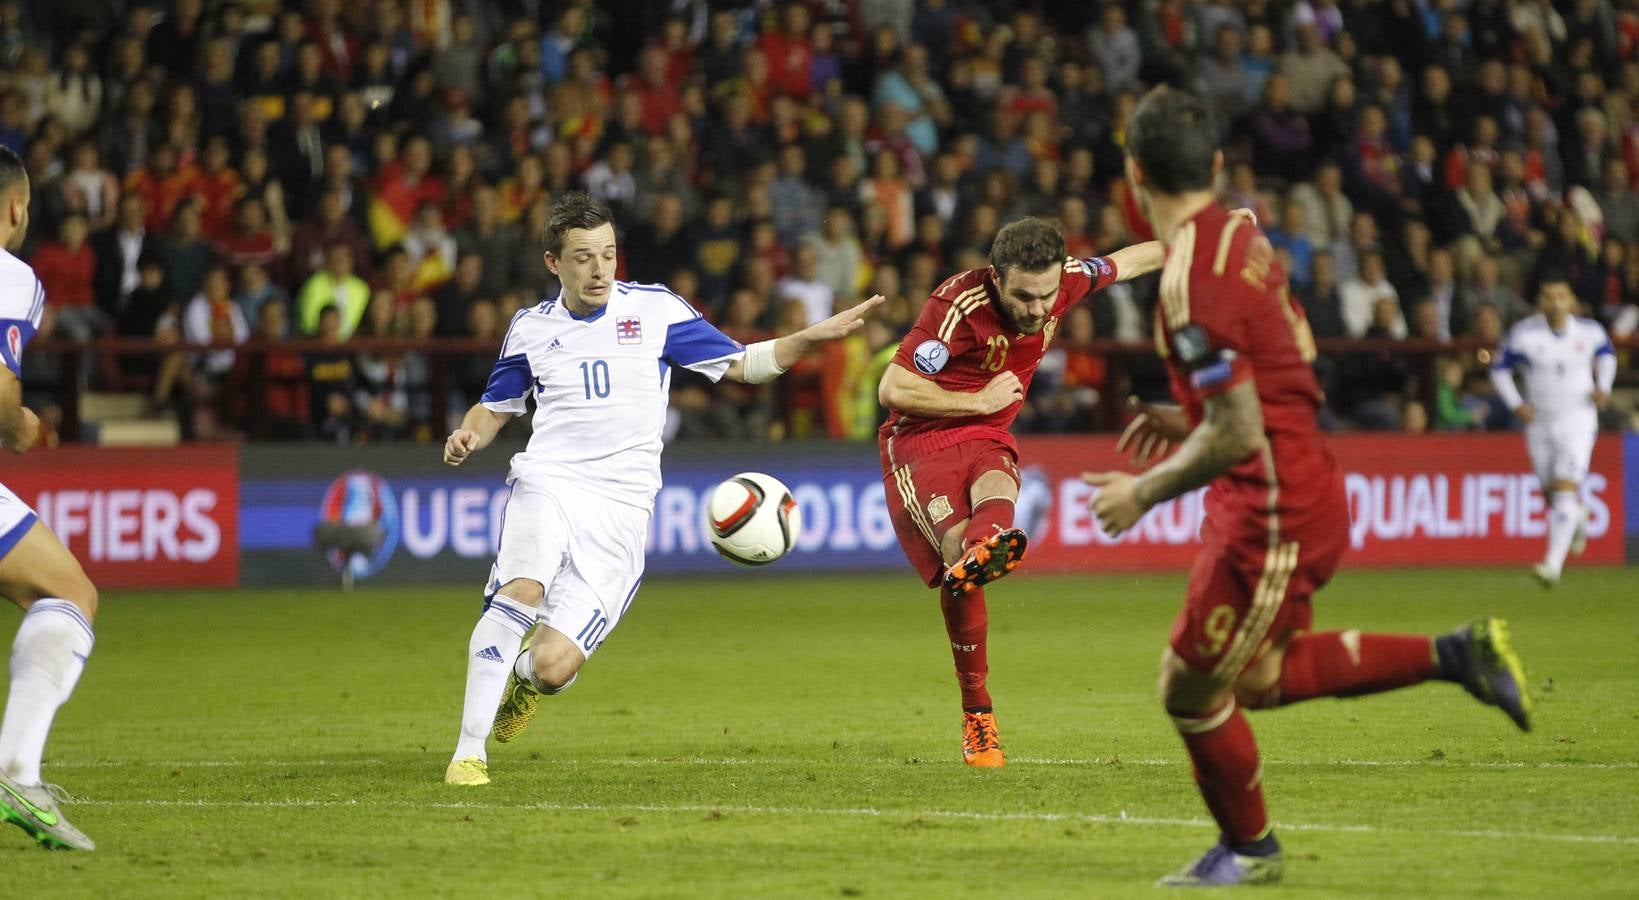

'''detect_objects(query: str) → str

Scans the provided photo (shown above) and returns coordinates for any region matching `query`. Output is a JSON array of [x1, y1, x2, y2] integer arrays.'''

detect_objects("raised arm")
[[1085, 380, 1265, 536], [722, 295, 885, 383], [878, 362, 1022, 418]]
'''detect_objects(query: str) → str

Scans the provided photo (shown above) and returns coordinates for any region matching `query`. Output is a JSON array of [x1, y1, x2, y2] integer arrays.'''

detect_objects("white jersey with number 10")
[[480, 281, 745, 508]]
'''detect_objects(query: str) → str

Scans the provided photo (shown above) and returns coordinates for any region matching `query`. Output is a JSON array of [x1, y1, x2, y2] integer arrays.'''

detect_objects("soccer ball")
[[706, 472, 802, 566]]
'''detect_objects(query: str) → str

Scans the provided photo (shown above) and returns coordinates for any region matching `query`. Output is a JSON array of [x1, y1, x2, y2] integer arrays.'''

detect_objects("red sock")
[[939, 585, 991, 710], [961, 496, 1015, 547], [1274, 631, 1438, 705], [1175, 702, 1268, 843]]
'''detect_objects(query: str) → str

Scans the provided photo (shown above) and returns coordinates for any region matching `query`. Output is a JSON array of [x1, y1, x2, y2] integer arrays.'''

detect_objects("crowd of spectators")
[[6, 0, 1638, 443]]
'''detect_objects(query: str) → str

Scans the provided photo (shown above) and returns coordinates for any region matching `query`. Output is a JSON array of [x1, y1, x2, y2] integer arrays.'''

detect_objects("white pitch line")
[[67, 796, 1639, 847], [52, 756, 1639, 771]]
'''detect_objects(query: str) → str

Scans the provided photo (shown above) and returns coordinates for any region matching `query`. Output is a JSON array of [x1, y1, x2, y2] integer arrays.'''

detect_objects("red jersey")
[[880, 255, 1119, 461], [1155, 204, 1342, 543]]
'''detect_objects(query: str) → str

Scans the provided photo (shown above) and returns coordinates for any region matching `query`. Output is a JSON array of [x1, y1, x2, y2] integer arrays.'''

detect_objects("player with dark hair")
[[1085, 87, 1532, 886], [877, 216, 1164, 767], [441, 191, 882, 785], [0, 146, 101, 850]]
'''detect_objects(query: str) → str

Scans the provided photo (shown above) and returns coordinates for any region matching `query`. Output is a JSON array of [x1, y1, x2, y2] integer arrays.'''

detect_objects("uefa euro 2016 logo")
[[315, 471, 400, 582]]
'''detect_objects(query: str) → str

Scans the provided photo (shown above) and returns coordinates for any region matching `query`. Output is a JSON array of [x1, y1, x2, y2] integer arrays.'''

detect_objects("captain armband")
[[740, 339, 788, 384], [1171, 324, 1239, 391]]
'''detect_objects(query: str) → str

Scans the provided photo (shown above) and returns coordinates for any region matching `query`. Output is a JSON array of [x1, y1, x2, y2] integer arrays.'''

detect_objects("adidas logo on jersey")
[[546, 338, 562, 351], [475, 645, 506, 662]]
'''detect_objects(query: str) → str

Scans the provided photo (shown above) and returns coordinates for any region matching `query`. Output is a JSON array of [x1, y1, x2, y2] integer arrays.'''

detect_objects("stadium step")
[[90, 418, 181, 447], [79, 392, 153, 423]]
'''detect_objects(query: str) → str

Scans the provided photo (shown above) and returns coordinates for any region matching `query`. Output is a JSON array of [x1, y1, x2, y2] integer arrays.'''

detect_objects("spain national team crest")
[[616, 316, 643, 344], [927, 494, 954, 524]]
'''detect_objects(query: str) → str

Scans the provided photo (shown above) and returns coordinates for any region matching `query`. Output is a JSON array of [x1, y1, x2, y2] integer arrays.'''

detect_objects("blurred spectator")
[[232, 299, 308, 440], [298, 243, 370, 338], [1595, 159, 1639, 243], [158, 200, 213, 304], [183, 264, 249, 381], [125, 143, 198, 233], [290, 189, 372, 287], [625, 193, 694, 284], [402, 202, 458, 291], [305, 305, 358, 444], [1463, 254, 1529, 326], [60, 141, 119, 233], [769, 144, 825, 248], [434, 253, 484, 338], [216, 198, 281, 271], [1279, 23, 1349, 115], [1301, 249, 1348, 339], [1089, 4, 1141, 95], [1422, 248, 1465, 341], [117, 254, 174, 341], [1340, 247, 1403, 337], [808, 207, 865, 304], [777, 243, 834, 326], [455, 185, 521, 299], [1196, 24, 1253, 133], [235, 261, 288, 327], [1242, 74, 1313, 184], [33, 215, 103, 340]]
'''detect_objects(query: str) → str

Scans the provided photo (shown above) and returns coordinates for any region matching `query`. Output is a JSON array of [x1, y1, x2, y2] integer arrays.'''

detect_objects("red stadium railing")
[[23, 336, 1637, 442]]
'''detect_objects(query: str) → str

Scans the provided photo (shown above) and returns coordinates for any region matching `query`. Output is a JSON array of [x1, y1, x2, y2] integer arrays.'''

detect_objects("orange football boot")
[[944, 528, 1028, 595], [962, 710, 1006, 768]]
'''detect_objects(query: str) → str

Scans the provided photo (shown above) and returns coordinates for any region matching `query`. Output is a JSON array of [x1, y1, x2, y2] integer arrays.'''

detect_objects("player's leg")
[[0, 514, 100, 851], [943, 451, 1028, 595], [495, 494, 646, 746], [447, 575, 543, 785], [1154, 545, 1285, 887], [1237, 621, 1531, 731], [884, 451, 1003, 766], [1537, 425, 1595, 584], [447, 486, 564, 784]]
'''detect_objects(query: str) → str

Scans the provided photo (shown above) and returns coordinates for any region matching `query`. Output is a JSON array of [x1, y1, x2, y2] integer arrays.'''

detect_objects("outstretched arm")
[[444, 404, 515, 466], [723, 295, 885, 383], [1084, 380, 1264, 536], [1104, 240, 1165, 282]]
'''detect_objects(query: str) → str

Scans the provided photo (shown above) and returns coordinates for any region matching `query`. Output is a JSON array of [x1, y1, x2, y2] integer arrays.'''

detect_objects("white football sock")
[[452, 594, 534, 762], [1544, 490, 1579, 576], [0, 599, 95, 785]]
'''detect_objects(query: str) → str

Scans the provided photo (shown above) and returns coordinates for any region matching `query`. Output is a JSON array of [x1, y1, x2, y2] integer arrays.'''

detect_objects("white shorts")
[[486, 479, 649, 659], [0, 482, 39, 559], [1526, 417, 1597, 486]]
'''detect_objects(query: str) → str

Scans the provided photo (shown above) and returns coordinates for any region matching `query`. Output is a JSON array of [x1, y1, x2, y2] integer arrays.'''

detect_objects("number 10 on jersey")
[[580, 360, 611, 399]]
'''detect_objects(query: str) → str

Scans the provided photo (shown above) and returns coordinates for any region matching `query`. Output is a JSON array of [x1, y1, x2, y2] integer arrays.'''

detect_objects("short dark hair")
[[543, 190, 614, 254], [1127, 87, 1218, 194], [989, 217, 1065, 277], [0, 145, 26, 197]]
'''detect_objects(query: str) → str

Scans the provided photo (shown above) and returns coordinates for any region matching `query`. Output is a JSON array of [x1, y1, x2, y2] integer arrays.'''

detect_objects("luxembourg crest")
[[616, 316, 643, 344]]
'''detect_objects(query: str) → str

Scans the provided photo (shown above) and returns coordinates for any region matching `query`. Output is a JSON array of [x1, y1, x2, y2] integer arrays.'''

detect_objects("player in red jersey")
[[1085, 88, 1532, 887], [878, 217, 1164, 767]]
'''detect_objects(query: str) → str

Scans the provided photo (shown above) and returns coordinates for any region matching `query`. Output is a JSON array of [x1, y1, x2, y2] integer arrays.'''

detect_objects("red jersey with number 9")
[[880, 256, 1120, 463], [1155, 203, 1343, 544]]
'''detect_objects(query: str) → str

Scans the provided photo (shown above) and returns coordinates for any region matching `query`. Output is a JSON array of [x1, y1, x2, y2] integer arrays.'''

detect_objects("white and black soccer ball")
[[706, 472, 802, 566]]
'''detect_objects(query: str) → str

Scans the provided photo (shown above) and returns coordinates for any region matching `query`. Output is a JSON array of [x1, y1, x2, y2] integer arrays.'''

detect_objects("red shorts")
[[881, 438, 1019, 588], [1169, 508, 1350, 679]]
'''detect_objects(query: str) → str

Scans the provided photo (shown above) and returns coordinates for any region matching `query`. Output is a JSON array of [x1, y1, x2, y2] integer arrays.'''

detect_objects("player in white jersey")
[[1490, 275, 1617, 586], [441, 192, 881, 785], [0, 146, 100, 851]]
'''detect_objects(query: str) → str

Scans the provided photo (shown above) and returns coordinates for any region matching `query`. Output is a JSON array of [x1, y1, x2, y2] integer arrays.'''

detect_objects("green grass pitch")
[[4, 566, 1637, 897]]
